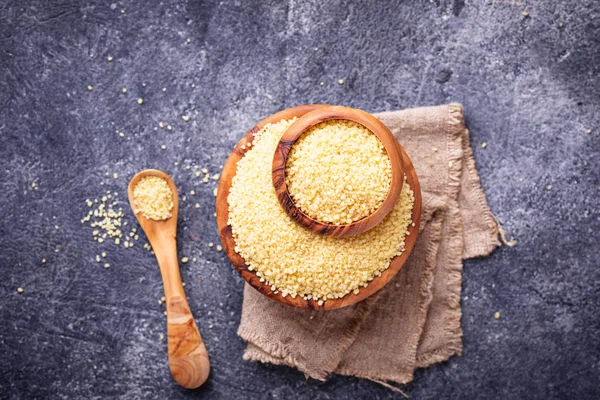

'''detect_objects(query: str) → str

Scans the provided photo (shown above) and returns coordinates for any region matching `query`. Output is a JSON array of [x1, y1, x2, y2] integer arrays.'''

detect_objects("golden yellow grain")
[[133, 176, 174, 220], [286, 119, 392, 225], [228, 118, 414, 301]]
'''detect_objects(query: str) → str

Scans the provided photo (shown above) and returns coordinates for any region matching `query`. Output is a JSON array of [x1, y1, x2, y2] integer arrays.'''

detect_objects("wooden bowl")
[[216, 105, 422, 310], [272, 105, 404, 238]]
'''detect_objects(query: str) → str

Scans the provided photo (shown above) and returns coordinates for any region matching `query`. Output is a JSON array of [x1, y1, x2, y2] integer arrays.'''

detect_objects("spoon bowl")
[[128, 169, 210, 389]]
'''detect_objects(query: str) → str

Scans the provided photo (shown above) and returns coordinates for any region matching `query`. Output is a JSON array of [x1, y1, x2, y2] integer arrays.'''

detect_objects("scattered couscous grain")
[[494, 312, 501, 319], [546, 184, 552, 190], [285, 119, 392, 225], [122, 88, 127, 93], [87, 85, 93, 91], [82, 192, 127, 246], [338, 79, 344, 85], [481, 142, 487, 149], [42, 258, 46, 263], [104, 263, 110, 269], [228, 118, 414, 301], [133, 176, 174, 220], [137, 98, 143, 105], [181, 257, 189, 263], [182, 115, 190, 122], [107, 56, 113, 62], [17, 287, 24, 294], [208, 242, 214, 248], [216, 245, 222, 252]]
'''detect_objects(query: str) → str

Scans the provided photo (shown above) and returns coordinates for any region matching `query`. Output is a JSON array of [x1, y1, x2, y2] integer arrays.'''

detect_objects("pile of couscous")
[[285, 119, 392, 225], [228, 119, 414, 303], [133, 176, 174, 220]]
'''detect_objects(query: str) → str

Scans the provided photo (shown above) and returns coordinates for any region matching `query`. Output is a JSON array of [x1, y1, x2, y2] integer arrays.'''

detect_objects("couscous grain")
[[228, 118, 414, 301], [133, 176, 174, 220], [285, 119, 392, 225]]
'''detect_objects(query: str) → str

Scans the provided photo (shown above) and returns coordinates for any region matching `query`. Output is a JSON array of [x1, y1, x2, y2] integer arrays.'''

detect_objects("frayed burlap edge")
[[460, 129, 503, 259], [238, 292, 380, 380], [415, 103, 465, 368]]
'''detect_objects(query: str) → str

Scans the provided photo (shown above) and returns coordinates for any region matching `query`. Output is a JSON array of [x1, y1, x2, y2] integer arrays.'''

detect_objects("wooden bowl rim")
[[272, 105, 404, 238], [216, 104, 422, 310]]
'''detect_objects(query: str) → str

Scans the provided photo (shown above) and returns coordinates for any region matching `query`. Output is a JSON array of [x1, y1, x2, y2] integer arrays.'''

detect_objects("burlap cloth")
[[237, 104, 505, 385]]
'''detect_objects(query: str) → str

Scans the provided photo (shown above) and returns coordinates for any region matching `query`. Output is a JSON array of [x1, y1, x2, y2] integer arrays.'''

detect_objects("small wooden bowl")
[[216, 105, 422, 310], [272, 105, 404, 238]]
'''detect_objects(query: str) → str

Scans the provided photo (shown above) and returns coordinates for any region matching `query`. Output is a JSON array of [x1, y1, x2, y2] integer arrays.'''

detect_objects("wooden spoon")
[[128, 169, 210, 389]]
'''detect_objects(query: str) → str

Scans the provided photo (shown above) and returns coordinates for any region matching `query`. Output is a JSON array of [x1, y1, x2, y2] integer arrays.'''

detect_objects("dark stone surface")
[[1, 0, 599, 398]]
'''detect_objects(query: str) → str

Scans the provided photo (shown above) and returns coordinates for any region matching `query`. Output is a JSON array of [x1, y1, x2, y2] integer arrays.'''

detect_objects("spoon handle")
[[153, 232, 210, 389]]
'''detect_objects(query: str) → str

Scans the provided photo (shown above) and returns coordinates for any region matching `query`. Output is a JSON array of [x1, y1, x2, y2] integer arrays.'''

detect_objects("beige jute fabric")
[[237, 104, 502, 384]]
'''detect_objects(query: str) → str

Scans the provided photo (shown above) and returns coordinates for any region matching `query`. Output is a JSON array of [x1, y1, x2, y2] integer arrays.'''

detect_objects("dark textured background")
[[1, 0, 599, 399]]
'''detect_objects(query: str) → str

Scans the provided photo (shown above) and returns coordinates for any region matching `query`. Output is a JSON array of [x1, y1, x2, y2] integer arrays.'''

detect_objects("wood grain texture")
[[272, 105, 404, 238], [216, 105, 422, 310], [128, 170, 210, 389]]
